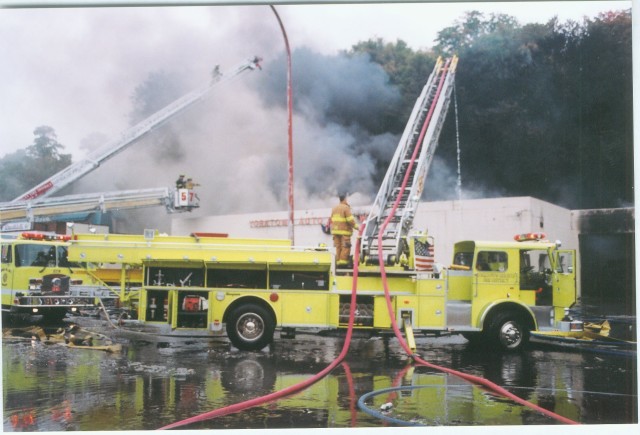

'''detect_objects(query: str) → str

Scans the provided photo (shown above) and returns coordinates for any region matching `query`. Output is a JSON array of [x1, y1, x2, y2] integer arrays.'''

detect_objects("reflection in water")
[[2, 331, 637, 430]]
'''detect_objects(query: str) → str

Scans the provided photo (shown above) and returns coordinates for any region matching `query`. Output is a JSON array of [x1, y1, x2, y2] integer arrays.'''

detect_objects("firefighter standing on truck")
[[329, 192, 359, 267]]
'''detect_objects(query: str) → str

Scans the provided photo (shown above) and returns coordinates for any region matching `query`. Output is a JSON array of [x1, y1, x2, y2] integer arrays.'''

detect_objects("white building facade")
[[172, 196, 579, 270]]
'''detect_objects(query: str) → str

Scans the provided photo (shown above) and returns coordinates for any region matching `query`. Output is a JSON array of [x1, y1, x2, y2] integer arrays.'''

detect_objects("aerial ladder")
[[360, 56, 458, 266], [0, 187, 192, 222], [0, 57, 261, 223]]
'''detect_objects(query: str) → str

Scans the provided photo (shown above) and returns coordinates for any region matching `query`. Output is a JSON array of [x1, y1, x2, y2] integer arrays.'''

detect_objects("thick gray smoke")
[[254, 47, 403, 198], [71, 43, 407, 232], [52, 7, 471, 234]]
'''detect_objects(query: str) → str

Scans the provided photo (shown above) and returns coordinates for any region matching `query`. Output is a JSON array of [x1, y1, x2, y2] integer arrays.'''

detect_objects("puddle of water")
[[2, 326, 638, 431]]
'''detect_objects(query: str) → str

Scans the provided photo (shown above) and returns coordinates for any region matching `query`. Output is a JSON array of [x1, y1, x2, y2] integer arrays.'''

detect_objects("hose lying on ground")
[[378, 274, 579, 425], [357, 385, 438, 426]]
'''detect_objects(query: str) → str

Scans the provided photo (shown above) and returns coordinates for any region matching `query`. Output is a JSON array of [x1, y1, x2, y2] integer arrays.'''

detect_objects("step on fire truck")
[[63, 56, 577, 351]]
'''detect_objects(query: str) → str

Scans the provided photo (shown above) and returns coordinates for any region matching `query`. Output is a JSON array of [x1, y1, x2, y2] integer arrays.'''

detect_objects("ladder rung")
[[361, 57, 455, 263]]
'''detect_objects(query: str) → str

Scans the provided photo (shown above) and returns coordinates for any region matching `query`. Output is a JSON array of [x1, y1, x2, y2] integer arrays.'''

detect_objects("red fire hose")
[[160, 57, 577, 430], [159, 226, 367, 430], [374, 58, 579, 426]]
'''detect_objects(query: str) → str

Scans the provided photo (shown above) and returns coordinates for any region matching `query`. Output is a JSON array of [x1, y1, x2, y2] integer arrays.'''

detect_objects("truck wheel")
[[486, 312, 529, 351], [226, 303, 275, 351]]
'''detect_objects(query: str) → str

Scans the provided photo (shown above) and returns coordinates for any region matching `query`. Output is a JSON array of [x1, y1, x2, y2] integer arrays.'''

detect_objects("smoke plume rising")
[[71, 39, 415, 232], [14, 6, 464, 233]]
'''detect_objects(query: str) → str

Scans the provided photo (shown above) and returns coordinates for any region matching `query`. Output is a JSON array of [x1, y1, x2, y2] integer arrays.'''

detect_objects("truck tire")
[[226, 303, 275, 351], [485, 311, 529, 351]]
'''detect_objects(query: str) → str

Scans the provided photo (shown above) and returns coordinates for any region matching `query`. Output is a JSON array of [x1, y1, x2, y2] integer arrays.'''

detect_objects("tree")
[[350, 9, 632, 210], [435, 11, 521, 55], [27, 126, 67, 159], [566, 10, 634, 208], [0, 126, 72, 201], [349, 39, 438, 131]]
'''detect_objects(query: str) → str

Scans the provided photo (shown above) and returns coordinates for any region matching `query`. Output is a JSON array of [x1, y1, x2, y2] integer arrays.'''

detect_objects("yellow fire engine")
[[1, 232, 101, 321], [66, 230, 576, 351], [12, 56, 577, 351]]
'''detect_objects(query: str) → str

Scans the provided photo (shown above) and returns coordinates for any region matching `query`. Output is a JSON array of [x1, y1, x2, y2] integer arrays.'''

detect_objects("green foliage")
[[435, 11, 521, 55], [349, 39, 438, 131], [356, 9, 632, 209], [566, 11, 634, 208], [0, 126, 72, 201]]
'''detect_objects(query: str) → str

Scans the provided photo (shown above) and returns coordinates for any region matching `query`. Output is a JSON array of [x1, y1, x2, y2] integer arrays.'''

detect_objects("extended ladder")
[[361, 56, 458, 265], [13, 57, 261, 203], [1, 187, 196, 223]]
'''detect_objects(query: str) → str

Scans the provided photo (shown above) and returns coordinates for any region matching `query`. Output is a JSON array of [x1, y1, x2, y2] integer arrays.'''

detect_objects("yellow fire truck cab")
[[1, 233, 100, 321], [66, 231, 576, 351]]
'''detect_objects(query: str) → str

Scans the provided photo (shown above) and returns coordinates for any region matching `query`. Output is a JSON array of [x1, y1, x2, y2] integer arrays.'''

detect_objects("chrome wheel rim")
[[235, 312, 265, 342], [498, 321, 522, 349]]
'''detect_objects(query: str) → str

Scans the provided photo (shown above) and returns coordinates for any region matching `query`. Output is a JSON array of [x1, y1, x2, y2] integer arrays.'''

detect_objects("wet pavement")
[[2, 318, 638, 431]]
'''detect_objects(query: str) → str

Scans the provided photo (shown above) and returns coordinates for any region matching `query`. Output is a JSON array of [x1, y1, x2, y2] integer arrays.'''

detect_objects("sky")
[[0, 1, 633, 228]]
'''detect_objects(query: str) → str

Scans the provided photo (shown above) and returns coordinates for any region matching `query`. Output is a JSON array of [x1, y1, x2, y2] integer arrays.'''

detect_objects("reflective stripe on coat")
[[330, 202, 358, 236]]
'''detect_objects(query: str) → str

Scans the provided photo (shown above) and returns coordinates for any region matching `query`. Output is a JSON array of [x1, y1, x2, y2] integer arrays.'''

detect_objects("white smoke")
[[67, 33, 408, 232], [424, 155, 507, 201], [4, 6, 455, 233]]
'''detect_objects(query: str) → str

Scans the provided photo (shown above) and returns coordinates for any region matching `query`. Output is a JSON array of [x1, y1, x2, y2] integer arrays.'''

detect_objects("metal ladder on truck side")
[[360, 56, 458, 266]]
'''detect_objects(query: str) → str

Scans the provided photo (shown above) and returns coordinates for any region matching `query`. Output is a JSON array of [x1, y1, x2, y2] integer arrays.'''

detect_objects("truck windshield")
[[14, 244, 79, 268]]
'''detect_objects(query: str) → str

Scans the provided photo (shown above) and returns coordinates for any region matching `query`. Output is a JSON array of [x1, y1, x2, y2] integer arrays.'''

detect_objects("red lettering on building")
[[250, 217, 331, 228], [249, 210, 368, 229]]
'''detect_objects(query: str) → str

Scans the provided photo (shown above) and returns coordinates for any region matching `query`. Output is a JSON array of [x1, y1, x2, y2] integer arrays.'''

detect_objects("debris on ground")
[[3, 324, 122, 353]]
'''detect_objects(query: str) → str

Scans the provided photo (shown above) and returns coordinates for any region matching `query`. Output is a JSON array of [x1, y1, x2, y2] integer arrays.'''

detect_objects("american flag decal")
[[414, 238, 434, 271]]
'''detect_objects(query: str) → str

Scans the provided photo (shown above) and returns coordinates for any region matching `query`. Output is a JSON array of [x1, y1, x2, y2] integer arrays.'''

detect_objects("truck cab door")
[[472, 249, 515, 310], [552, 250, 576, 308]]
